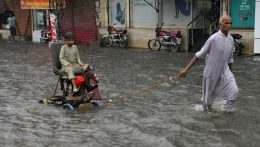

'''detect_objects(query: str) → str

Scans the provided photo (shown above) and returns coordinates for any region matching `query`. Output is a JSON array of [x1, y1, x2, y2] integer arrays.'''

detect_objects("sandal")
[[73, 88, 78, 93]]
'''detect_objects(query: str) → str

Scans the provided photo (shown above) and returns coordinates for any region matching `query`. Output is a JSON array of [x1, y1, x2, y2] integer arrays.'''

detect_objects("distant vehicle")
[[148, 23, 182, 53], [101, 24, 127, 48], [231, 33, 244, 56], [40, 28, 51, 43], [212, 22, 244, 57]]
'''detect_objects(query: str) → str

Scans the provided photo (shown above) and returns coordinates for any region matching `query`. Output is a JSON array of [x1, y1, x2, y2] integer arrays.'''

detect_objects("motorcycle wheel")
[[102, 36, 113, 47], [148, 38, 161, 51], [233, 42, 241, 57], [119, 35, 127, 48], [167, 37, 179, 53]]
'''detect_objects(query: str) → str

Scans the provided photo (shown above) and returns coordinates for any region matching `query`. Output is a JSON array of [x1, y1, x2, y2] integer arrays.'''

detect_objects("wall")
[[128, 27, 188, 49], [99, 27, 188, 50], [11, 0, 32, 37], [99, 0, 190, 50], [131, 0, 158, 27], [98, 0, 253, 54], [0, 30, 10, 39], [229, 0, 255, 55], [99, 0, 108, 28], [231, 30, 254, 55], [0, 0, 6, 14]]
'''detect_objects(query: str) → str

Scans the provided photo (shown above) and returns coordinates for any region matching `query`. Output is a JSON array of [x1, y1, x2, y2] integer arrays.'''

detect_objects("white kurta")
[[195, 30, 239, 108]]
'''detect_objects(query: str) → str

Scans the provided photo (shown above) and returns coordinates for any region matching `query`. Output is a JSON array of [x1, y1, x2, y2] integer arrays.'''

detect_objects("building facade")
[[98, 0, 255, 55], [0, 0, 31, 40], [0, 0, 98, 44]]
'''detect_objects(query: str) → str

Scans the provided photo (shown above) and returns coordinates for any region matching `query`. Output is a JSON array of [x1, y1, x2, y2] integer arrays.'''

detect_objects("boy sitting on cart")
[[59, 32, 88, 93]]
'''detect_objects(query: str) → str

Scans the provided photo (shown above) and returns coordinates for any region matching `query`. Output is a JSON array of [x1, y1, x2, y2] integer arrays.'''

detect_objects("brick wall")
[[0, 0, 6, 14], [12, 0, 31, 37]]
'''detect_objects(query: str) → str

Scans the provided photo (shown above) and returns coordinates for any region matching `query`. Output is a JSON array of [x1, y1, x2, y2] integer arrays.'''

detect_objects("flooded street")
[[0, 41, 259, 147]]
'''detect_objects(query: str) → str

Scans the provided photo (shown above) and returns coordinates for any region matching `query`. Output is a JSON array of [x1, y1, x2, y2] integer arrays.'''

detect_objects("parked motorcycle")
[[231, 33, 244, 56], [148, 23, 182, 52], [101, 24, 127, 48], [40, 28, 51, 43]]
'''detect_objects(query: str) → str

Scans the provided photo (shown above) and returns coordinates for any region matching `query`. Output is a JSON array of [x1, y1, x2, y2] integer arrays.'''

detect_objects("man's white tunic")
[[195, 30, 239, 107]]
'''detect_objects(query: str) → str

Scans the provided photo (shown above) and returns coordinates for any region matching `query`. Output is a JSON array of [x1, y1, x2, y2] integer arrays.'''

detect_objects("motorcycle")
[[148, 23, 182, 52], [212, 23, 244, 57], [40, 28, 51, 43], [101, 24, 127, 48], [231, 33, 244, 56]]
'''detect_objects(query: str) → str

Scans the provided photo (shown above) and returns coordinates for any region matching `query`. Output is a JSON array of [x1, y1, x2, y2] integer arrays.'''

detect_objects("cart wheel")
[[92, 101, 103, 107], [62, 103, 74, 111]]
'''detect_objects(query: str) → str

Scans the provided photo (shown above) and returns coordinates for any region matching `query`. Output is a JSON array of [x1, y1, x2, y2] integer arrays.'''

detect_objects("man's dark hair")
[[64, 32, 74, 40]]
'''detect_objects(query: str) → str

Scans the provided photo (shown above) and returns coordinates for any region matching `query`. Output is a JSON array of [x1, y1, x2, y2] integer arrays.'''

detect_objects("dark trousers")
[[10, 27, 16, 36]]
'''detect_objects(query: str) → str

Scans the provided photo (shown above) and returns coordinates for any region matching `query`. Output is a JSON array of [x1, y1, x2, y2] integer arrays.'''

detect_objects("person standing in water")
[[7, 12, 17, 41], [176, 15, 239, 113]]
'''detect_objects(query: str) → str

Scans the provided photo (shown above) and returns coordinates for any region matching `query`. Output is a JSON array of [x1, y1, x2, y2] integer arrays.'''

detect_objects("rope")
[[101, 76, 179, 109]]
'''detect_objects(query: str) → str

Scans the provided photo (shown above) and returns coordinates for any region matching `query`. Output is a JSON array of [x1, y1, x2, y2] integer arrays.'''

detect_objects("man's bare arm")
[[176, 56, 199, 78], [228, 63, 232, 71]]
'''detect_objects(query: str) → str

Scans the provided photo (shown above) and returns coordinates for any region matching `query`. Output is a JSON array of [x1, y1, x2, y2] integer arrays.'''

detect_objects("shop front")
[[98, 0, 255, 55], [20, 0, 66, 43], [99, 0, 224, 51], [0, 0, 31, 40], [61, 0, 98, 44], [0, 0, 98, 44]]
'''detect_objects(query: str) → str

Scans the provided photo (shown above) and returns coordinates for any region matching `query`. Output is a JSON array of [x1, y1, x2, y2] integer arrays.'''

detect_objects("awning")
[[20, 0, 66, 9]]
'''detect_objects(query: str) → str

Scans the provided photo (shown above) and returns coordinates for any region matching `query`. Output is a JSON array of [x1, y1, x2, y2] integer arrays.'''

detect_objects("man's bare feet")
[[203, 103, 212, 112]]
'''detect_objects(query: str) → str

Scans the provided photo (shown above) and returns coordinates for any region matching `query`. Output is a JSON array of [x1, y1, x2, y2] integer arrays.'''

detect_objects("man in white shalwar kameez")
[[176, 15, 239, 112]]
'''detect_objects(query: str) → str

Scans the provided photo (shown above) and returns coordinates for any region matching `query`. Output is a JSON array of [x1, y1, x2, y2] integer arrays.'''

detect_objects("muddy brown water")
[[0, 41, 259, 147]]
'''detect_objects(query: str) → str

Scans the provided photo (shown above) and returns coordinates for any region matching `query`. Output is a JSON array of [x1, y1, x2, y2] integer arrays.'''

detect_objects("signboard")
[[20, 0, 66, 9], [231, 0, 255, 28]]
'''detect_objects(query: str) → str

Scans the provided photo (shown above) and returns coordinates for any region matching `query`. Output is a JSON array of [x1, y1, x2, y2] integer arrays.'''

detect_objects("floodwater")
[[0, 41, 259, 147]]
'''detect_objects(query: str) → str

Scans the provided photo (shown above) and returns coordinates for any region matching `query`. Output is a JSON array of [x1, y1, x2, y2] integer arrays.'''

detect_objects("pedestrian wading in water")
[[7, 12, 17, 41], [176, 15, 239, 113], [59, 32, 89, 93]]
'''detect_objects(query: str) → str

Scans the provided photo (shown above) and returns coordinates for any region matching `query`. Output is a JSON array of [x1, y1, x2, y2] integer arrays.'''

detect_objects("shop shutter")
[[73, 0, 97, 44], [62, 0, 97, 44], [62, 1, 74, 33], [0, 1, 5, 14]]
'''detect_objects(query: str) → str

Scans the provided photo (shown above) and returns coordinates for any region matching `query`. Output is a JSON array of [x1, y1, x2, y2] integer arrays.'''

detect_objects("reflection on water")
[[0, 42, 259, 147]]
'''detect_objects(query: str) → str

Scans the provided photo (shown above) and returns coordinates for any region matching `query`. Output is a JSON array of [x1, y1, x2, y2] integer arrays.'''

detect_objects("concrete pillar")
[[100, 0, 108, 28], [222, 0, 230, 15], [126, 0, 130, 28]]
